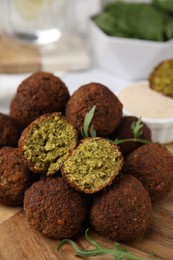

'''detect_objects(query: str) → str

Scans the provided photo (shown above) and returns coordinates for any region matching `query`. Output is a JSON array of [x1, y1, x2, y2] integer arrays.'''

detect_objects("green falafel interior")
[[62, 137, 123, 193], [19, 113, 77, 176], [149, 59, 173, 98]]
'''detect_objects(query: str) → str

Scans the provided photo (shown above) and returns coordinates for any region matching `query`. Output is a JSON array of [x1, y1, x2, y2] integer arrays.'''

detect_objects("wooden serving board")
[[0, 34, 90, 73], [0, 145, 173, 260]]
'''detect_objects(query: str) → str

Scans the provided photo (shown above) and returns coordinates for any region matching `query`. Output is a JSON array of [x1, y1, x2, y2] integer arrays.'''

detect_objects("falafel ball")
[[109, 116, 152, 157], [0, 147, 36, 206], [24, 177, 89, 239], [122, 143, 173, 202], [65, 82, 123, 137], [62, 137, 123, 193], [10, 71, 70, 129], [18, 112, 78, 176], [0, 112, 21, 148], [90, 175, 152, 241], [149, 59, 173, 98]]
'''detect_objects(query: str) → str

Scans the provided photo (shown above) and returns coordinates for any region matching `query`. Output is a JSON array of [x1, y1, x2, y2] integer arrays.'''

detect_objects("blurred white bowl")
[[116, 81, 173, 144], [88, 19, 173, 80]]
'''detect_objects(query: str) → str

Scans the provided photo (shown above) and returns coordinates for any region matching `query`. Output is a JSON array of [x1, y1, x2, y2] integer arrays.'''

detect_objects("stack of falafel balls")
[[0, 71, 173, 242]]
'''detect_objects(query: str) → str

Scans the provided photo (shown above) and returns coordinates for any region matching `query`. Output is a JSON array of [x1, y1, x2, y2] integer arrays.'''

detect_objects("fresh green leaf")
[[124, 4, 164, 41], [57, 239, 81, 252], [93, 13, 118, 36], [113, 117, 151, 145], [80, 106, 96, 138], [165, 17, 173, 39], [93, 12, 132, 37], [57, 229, 157, 259], [105, 2, 164, 40], [113, 137, 151, 145], [131, 117, 143, 139], [104, 1, 130, 14], [153, 0, 173, 12], [90, 125, 97, 138], [93, 0, 172, 42], [114, 242, 128, 252], [104, 1, 134, 36], [81, 106, 151, 145], [85, 228, 102, 249]]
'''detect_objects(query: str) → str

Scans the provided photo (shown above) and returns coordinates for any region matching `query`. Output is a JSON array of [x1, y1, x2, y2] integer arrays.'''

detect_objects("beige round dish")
[[117, 81, 173, 144]]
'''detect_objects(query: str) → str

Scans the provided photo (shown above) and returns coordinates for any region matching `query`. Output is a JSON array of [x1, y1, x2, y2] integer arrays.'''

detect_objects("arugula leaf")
[[113, 137, 151, 145], [113, 117, 151, 145], [57, 229, 157, 260], [81, 107, 151, 145]]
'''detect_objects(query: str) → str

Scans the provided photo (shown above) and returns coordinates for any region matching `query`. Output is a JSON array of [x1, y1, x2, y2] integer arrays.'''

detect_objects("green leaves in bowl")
[[93, 0, 173, 42], [153, 0, 173, 12]]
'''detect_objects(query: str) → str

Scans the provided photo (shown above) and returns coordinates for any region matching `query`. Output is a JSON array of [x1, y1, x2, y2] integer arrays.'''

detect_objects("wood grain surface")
[[0, 142, 173, 260], [0, 35, 40, 73], [0, 34, 90, 73]]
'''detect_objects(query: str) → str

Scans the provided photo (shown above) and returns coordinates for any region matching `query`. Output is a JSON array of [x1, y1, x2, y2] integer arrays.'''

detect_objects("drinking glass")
[[6, 0, 68, 45]]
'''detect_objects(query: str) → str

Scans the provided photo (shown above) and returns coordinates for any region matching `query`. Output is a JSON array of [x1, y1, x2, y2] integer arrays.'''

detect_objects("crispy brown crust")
[[18, 112, 78, 175], [90, 175, 152, 241], [24, 177, 89, 239], [62, 137, 124, 194], [10, 71, 70, 129], [65, 82, 123, 137], [122, 143, 173, 201], [0, 147, 36, 206], [0, 113, 21, 148]]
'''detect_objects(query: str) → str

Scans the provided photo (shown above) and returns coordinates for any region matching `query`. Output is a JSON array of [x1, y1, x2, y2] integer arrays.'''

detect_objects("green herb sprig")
[[57, 229, 157, 260], [80, 107, 151, 145], [113, 117, 151, 145], [80, 106, 97, 138], [131, 117, 143, 138]]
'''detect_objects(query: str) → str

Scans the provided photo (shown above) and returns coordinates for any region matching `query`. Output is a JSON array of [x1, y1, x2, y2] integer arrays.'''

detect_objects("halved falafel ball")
[[62, 137, 123, 193], [65, 82, 123, 137], [109, 116, 152, 157], [122, 143, 173, 202], [24, 177, 89, 239], [0, 147, 36, 206], [0, 113, 21, 148], [90, 175, 152, 241], [18, 112, 78, 176], [10, 72, 70, 129], [149, 59, 173, 98]]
